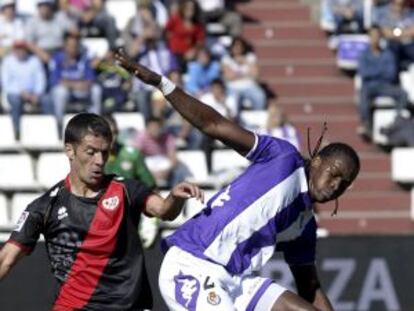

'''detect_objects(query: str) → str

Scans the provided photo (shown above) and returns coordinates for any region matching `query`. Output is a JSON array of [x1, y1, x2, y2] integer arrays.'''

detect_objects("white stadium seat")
[[10, 193, 42, 224], [212, 149, 249, 173], [240, 110, 268, 130], [0, 115, 20, 151], [0, 154, 40, 190], [82, 38, 110, 58], [0, 193, 9, 227], [176, 150, 209, 184], [113, 112, 145, 132], [37, 152, 70, 188], [372, 109, 401, 145], [20, 115, 61, 150], [400, 66, 414, 103], [391, 148, 414, 184], [105, 0, 136, 31]]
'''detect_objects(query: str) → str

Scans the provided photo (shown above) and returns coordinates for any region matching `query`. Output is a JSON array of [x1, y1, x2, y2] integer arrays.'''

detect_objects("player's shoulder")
[[28, 180, 66, 210], [255, 134, 301, 158], [110, 174, 143, 190]]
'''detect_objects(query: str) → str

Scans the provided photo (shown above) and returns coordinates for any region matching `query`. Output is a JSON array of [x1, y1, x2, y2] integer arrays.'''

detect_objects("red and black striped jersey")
[[8, 175, 153, 311]]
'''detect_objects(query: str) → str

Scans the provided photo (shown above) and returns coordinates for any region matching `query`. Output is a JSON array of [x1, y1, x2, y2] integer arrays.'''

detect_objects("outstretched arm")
[[114, 50, 256, 156], [0, 242, 26, 281], [145, 181, 204, 221], [290, 264, 334, 311]]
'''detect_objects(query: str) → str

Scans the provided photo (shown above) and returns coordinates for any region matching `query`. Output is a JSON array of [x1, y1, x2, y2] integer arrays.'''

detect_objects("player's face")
[[66, 134, 110, 187], [308, 156, 354, 203]]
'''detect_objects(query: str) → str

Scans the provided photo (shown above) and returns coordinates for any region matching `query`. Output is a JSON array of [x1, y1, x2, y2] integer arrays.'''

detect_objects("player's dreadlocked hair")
[[307, 122, 360, 216]]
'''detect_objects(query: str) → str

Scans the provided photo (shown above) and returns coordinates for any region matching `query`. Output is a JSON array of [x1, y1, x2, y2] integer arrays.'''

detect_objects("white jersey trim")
[[245, 133, 259, 159]]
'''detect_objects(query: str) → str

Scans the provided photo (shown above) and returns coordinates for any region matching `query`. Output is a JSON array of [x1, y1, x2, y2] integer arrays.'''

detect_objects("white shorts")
[[159, 246, 287, 311]]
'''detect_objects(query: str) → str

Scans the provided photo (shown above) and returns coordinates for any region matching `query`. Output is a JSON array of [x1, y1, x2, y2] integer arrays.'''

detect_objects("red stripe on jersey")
[[53, 180, 125, 310]]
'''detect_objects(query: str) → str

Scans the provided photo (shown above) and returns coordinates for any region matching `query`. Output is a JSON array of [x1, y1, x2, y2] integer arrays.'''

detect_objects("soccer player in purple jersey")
[[115, 51, 360, 311], [0, 113, 203, 310]]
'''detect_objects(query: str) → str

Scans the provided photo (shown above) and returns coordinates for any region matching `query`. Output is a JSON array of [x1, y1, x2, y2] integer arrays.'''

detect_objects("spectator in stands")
[[199, 78, 237, 171], [375, 0, 414, 68], [0, 0, 25, 59], [1, 40, 52, 140], [258, 102, 301, 151], [131, 37, 178, 120], [196, 0, 242, 37], [184, 46, 221, 96], [199, 78, 237, 120], [123, 1, 161, 58], [222, 36, 267, 112], [77, 0, 119, 49], [134, 116, 192, 187], [104, 114, 156, 188], [371, 0, 391, 23], [96, 49, 132, 113], [167, 70, 204, 149], [165, 0, 205, 70], [357, 25, 408, 138], [331, 0, 364, 34], [25, 0, 77, 64], [50, 32, 102, 131], [56, 0, 81, 23]]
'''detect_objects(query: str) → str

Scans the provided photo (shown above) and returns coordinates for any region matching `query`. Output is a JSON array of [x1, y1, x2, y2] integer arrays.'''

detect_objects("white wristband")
[[158, 76, 176, 96]]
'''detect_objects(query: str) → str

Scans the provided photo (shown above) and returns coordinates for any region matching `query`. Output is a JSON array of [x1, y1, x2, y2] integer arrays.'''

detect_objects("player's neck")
[[68, 174, 102, 198]]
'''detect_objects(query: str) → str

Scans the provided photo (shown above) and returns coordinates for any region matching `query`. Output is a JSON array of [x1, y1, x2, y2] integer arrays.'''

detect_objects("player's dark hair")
[[317, 143, 360, 178], [64, 113, 112, 145]]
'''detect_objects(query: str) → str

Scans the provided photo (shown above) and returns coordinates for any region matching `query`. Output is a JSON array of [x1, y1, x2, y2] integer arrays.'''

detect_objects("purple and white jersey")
[[163, 134, 316, 275]]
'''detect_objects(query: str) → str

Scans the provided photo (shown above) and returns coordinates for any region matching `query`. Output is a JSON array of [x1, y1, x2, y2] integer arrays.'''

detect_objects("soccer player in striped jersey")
[[115, 51, 360, 311]]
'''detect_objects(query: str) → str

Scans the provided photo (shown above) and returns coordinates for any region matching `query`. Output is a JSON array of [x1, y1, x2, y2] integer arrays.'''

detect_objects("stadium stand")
[[10, 192, 42, 224], [113, 112, 145, 133], [0, 115, 20, 151], [0, 154, 40, 191], [20, 115, 61, 151], [105, 0, 135, 32], [0, 193, 9, 227], [0, 0, 413, 239], [391, 148, 414, 184], [36, 152, 69, 189], [176, 150, 210, 185]]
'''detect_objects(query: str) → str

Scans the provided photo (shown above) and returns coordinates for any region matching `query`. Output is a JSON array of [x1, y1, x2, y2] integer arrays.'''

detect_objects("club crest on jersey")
[[207, 291, 221, 306], [174, 271, 200, 309], [102, 196, 120, 211]]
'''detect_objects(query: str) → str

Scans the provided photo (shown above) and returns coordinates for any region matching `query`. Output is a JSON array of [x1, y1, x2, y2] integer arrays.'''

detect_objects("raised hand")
[[170, 181, 204, 204], [114, 48, 162, 86]]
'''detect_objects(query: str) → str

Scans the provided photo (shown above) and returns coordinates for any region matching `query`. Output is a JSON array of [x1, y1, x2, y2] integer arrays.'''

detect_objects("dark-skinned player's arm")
[[0, 243, 26, 281], [290, 264, 334, 311], [114, 50, 255, 156]]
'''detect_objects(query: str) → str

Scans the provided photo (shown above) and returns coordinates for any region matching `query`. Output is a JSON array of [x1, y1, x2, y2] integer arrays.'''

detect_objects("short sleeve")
[[280, 217, 317, 266], [8, 200, 45, 254], [123, 179, 153, 214], [246, 134, 300, 164]]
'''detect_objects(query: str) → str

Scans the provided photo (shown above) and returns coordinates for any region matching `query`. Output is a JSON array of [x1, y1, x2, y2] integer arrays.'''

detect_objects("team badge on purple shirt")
[[174, 271, 200, 309]]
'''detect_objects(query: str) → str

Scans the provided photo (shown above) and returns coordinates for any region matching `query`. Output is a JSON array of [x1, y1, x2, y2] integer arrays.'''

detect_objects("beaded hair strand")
[[307, 122, 339, 216]]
